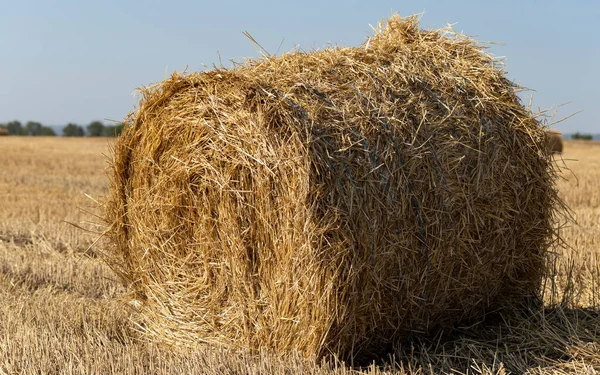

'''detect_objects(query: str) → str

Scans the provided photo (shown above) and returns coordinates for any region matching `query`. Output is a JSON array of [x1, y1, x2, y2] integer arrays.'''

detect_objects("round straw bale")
[[105, 15, 564, 358], [546, 129, 563, 153], [0, 127, 8, 136]]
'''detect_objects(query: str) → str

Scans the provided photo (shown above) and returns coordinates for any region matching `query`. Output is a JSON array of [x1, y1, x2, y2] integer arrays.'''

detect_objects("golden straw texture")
[[105, 15, 565, 359]]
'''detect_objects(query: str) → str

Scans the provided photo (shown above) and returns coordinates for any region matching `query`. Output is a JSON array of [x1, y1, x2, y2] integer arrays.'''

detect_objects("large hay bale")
[[106, 15, 563, 358], [0, 127, 8, 136], [546, 129, 563, 153]]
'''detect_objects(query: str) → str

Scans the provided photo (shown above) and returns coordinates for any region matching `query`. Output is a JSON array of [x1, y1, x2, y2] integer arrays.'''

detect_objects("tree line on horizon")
[[571, 132, 594, 141], [0, 120, 124, 137]]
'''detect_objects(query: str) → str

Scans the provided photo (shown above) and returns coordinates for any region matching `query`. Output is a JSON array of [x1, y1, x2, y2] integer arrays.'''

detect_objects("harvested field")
[[0, 137, 599, 373]]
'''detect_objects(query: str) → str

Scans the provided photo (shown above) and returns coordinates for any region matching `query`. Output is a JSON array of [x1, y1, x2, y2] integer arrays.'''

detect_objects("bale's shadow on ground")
[[349, 305, 600, 374]]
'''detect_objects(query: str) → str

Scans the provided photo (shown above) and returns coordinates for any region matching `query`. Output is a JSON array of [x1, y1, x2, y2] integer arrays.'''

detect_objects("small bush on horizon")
[[87, 121, 105, 137], [63, 123, 86, 137], [103, 123, 125, 137], [572, 132, 594, 141]]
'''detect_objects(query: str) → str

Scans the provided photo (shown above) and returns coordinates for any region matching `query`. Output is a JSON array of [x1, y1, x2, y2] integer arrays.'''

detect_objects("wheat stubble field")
[[0, 136, 598, 374]]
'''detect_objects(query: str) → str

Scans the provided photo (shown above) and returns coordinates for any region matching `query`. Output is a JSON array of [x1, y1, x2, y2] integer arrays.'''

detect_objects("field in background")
[[0, 137, 598, 374]]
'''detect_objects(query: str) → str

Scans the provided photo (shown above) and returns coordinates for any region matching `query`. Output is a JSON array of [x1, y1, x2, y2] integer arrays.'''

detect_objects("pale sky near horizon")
[[1, 0, 598, 133]]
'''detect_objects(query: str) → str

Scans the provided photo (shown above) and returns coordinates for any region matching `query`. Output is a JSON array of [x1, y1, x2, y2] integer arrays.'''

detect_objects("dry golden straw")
[[105, 15, 565, 359]]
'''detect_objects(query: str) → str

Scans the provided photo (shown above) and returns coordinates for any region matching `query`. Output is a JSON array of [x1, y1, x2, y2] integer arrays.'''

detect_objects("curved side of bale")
[[546, 129, 563, 153], [106, 16, 564, 358], [0, 128, 8, 136]]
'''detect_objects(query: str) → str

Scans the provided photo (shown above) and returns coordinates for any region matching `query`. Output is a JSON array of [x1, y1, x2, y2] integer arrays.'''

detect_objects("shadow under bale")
[[376, 305, 600, 374], [105, 15, 565, 359]]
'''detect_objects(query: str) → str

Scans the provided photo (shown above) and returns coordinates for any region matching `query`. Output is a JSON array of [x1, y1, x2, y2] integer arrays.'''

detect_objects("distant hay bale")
[[0, 127, 8, 136], [546, 129, 563, 153], [105, 15, 564, 359]]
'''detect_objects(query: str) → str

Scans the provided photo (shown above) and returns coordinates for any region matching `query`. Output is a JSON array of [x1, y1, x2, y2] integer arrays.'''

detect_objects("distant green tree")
[[103, 123, 125, 137], [87, 121, 105, 137], [572, 132, 593, 141], [39, 126, 56, 136], [63, 123, 85, 137], [6, 120, 23, 135], [25, 121, 43, 136]]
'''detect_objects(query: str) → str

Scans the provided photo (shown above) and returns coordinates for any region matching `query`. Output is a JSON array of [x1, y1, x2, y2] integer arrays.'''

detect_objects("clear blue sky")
[[1, 0, 598, 133]]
